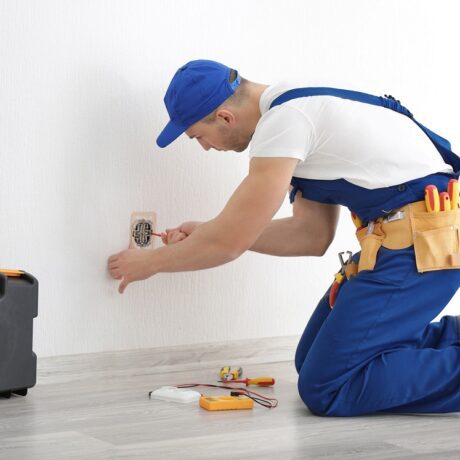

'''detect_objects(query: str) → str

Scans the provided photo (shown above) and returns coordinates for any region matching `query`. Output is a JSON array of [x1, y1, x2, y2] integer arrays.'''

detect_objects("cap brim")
[[156, 120, 187, 148]]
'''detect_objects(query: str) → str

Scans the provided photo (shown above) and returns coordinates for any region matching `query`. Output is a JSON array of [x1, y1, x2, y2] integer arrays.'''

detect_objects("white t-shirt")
[[249, 84, 453, 189]]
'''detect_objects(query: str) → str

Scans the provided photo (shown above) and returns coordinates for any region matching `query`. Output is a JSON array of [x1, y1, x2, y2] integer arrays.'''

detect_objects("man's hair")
[[202, 69, 249, 123]]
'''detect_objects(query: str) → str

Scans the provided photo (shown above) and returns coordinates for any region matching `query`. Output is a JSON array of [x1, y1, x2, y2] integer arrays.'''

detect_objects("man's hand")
[[108, 157, 298, 293], [161, 221, 203, 245], [108, 249, 158, 294]]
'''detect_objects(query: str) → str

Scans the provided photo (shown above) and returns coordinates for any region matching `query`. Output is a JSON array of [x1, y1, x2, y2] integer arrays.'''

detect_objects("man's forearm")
[[249, 217, 325, 257], [154, 219, 238, 273]]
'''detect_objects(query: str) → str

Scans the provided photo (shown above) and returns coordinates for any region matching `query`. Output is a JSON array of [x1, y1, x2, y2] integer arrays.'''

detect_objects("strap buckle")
[[382, 211, 405, 224]]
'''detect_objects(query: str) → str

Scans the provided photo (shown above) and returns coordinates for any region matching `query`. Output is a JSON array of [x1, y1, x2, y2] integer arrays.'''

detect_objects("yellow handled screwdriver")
[[448, 179, 459, 210], [218, 377, 275, 386], [440, 192, 451, 211], [425, 185, 440, 212]]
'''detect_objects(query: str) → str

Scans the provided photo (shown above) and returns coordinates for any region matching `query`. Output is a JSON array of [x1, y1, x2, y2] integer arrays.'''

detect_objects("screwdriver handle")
[[425, 185, 440, 212], [246, 377, 275, 386], [221, 377, 275, 386], [440, 192, 451, 212], [448, 179, 459, 210]]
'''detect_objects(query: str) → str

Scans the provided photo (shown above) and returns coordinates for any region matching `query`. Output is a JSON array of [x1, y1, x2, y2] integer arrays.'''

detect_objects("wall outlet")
[[129, 211, 157, 249]]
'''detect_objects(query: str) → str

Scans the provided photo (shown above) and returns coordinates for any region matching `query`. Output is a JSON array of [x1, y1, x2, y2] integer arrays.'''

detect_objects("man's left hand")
[[108, 249, 158, 294]]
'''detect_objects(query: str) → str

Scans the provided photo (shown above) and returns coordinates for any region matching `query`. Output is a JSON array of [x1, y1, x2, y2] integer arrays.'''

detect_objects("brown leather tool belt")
[[355, 200, 460, 273]]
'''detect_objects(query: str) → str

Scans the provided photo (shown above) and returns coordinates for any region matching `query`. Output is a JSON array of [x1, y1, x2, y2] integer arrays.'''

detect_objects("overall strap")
[[270, 87, 460, 174]]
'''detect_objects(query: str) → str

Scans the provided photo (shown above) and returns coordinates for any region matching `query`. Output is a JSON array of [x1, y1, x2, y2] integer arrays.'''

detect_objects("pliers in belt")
[[329, 251, 353, 308]]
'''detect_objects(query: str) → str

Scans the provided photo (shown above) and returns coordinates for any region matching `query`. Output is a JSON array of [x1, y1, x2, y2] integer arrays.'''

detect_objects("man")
[[108, 59, 460, 416]]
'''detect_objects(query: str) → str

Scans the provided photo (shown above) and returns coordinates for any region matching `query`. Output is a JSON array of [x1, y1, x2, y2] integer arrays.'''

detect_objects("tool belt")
[[356, 200, 460, 273]]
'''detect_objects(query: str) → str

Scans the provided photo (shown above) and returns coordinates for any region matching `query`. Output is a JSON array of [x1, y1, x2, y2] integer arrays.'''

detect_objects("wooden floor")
[[1, 336, 460, 459]]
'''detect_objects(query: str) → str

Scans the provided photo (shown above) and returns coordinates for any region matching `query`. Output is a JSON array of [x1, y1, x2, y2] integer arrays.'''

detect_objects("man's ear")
[[215, 108, 236, 126]]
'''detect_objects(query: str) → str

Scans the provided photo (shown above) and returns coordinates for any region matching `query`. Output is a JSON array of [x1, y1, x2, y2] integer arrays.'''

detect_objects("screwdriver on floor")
[[218, 377, 275, 386]]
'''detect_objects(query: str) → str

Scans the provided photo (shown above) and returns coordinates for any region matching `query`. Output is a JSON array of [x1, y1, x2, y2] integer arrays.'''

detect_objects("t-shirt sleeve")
[[249, 105, 315, 161]]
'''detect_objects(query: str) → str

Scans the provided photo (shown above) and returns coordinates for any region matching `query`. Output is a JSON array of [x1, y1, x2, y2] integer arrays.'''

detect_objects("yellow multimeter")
[[199, 395, 254, 411]]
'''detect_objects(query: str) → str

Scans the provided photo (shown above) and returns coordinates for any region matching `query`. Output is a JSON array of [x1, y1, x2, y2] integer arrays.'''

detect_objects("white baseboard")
[[37, 335, 299, 385]]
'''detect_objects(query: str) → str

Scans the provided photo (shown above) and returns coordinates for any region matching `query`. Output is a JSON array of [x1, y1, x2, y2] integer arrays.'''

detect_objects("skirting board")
[[37, 335, 299, 386]]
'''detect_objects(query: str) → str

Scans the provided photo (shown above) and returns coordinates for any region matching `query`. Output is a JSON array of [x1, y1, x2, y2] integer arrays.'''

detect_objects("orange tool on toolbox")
[[448, 179, 459, 210], [440, 192, 451, 211], [424, 185, 440, 212], [0, 269, 24, 277]]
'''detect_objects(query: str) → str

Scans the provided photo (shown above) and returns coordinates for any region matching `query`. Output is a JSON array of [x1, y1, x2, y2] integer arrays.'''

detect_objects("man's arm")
[[161, 191, 339, 255], [108, 157, 299, 291], [249, 191, 340, 256]]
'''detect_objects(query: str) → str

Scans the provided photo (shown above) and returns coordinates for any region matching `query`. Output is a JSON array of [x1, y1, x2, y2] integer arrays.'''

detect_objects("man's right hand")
[[161, 221, 203, 245]]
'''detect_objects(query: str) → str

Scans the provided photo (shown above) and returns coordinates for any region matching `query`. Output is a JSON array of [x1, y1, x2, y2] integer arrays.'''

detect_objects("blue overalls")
[[269, 89, 460, 416]]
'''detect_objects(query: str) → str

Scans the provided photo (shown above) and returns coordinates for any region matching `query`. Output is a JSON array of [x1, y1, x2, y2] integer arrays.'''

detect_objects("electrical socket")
[[129, 211, 157, 250]]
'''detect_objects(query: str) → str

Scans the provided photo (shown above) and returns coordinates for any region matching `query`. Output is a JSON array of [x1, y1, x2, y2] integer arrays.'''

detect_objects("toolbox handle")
[[0, 273, 6, 299]]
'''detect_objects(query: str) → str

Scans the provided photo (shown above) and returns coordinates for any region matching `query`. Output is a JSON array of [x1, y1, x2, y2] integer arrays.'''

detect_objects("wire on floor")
[[175, 383, 278, 409]]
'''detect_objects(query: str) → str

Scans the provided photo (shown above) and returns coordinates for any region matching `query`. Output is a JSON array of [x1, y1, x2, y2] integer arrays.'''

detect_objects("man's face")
[[185, 119, 251, 153]]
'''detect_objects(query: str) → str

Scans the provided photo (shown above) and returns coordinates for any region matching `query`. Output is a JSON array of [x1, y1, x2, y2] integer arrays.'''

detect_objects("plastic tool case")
[[0, 270, 38, 398]]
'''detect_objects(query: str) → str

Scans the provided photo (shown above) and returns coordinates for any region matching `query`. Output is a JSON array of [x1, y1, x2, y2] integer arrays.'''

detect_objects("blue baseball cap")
[[156, 59, 241, 148]]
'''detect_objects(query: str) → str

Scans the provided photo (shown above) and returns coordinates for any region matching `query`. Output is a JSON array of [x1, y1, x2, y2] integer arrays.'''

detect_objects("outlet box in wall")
[[129, 212, 157, 250]]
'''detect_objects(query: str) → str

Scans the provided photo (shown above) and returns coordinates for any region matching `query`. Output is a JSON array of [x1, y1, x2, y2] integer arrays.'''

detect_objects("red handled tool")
[[218, 377, 275, 386], [329, 251, 352, 308], [425, 185, 440, 212]]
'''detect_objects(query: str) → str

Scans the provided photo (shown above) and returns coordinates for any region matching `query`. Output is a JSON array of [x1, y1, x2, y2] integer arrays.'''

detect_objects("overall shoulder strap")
[[270, 87, 460, 175]]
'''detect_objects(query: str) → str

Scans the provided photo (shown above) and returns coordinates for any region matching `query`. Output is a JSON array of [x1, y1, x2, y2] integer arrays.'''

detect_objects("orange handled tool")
[[0, 269, 23, 277], [329, 251, 352, 308], [329, 272, 344, 308], [219, 377, 275, 386], [425, 185, 440, 212], [448, 179, 459, 210], [440, 192, 451, 211]]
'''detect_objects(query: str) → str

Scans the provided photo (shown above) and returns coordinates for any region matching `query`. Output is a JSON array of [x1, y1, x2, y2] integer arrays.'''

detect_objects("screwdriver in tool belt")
[[425, 185, 440, 212], [440, 192, 451, 211], [448, 179, 459, 210]]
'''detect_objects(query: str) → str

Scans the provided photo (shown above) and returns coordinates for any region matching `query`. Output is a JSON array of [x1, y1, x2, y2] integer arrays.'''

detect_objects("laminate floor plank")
[[0, 337, 459, 459]]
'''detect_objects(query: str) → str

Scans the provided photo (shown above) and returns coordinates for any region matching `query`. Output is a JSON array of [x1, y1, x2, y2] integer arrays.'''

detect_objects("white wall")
[[1, 0, 459, 357]]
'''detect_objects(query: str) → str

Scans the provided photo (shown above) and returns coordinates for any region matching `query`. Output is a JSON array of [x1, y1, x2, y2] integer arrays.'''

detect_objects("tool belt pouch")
[[411, 208, 460, 272], [356, 230, 385, 272]]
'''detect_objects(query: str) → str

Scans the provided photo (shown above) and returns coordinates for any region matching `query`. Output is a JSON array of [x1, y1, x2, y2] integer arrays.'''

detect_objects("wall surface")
[[1, 0, 460, 357]]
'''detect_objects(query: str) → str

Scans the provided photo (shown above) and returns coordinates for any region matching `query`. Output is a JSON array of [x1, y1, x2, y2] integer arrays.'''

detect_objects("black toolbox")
[[0, 270, 38, 398]]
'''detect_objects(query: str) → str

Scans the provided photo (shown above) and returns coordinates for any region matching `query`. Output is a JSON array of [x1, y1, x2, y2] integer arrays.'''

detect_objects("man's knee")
[[298, 371, 371, 417], [298, 377, 332, 416], [297, 369, 357, 417]]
